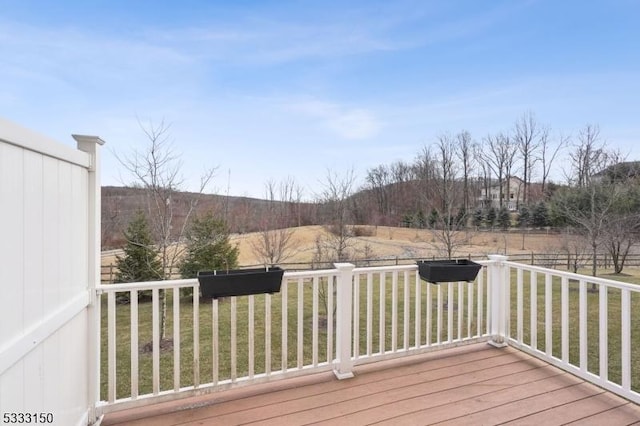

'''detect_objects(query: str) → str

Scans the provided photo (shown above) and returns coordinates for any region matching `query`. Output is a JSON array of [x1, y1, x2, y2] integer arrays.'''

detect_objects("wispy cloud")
[[133, 2, 522, 66], [288, 99, 382, 140], [0, 20, 194, 91]]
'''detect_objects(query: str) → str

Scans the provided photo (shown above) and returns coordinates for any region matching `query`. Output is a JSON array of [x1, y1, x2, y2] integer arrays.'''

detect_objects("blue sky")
[[1, 0, 639, 198]]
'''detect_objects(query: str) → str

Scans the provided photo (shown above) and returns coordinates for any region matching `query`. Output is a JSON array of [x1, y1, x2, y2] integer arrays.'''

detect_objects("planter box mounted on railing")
[[197, 267, 285, 299], [417, 259, 482, 284]]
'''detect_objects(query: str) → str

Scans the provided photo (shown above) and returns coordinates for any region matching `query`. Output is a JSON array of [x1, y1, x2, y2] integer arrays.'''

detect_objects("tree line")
[[112, 113, 640, 291], [110, 114, 640, 344]]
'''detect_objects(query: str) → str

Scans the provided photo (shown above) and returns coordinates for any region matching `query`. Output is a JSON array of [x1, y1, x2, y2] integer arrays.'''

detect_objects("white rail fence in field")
[[96, 256, 640, 415]]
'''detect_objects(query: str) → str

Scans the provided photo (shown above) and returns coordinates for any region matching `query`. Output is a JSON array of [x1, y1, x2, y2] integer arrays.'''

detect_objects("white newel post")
[[75, 135, 105, 425], [334, 263, 355, 379], [487, 255, 509, 347]]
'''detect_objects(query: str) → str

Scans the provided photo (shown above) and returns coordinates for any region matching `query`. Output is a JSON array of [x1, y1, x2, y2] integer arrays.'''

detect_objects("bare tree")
[[365, 164, 391, 220], [426, 135, 468, 259], [553, 182, 621, 277], [603, 214, 640, 274], [117, 118, 215, 340], [474, 143, 492, 208], [513, 112, 541, 207], [482, 133, 517, 209], [455, 130, 475, 212], [250, 178, 299, 265], [560, 229, 591, 273], [560, 132, 636, 276], [601, 185, 640, 274], [566, 124, 609, 187], [413, 145, 437, 207], [554, 126, 630, 278], [290, 178, 305, 227], [311, 170, 357, 322], [539, 129, 568, 198], [390, 160, 414, 183], [316, 168, 357, 262]]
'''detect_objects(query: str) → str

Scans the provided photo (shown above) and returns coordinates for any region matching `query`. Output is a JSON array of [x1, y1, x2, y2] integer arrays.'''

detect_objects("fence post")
[[334, 262, 355, 379], [487, 254, 509, 348], [75, 135, 105, 424]]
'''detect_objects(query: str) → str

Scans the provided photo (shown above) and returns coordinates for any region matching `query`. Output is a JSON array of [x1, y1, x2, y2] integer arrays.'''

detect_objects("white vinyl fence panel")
[[0, 119, 102, 426]]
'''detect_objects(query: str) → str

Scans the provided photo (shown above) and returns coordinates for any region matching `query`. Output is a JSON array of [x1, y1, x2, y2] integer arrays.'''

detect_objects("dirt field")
[[101, 225, 565, 271], [236, 225, 564, 265]]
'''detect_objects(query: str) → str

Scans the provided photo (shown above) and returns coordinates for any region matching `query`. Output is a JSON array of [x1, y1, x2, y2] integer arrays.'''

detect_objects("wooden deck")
[[102, 344, 640, 426]]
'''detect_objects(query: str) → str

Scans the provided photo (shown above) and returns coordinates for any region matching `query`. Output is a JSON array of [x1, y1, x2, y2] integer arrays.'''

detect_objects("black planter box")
[[417, 260, 482, 284], [197, 267, 285, 299]]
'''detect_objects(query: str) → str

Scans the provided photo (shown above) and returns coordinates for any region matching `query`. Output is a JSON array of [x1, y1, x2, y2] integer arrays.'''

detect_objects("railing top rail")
[[353, 264, 417, 274], [96, 269, 343, 292], [96, 278, 198, 293], [283, 269, 339, 279], [504, 260, 640, 292]]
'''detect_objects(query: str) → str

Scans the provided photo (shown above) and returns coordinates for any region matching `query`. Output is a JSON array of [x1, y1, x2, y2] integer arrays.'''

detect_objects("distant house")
[[478, 177, 525, 211]]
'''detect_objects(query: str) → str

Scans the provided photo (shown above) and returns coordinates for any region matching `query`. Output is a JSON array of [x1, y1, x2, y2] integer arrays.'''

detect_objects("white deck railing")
[[498, 258, 640, 404], [96, 261, 493, 413], [95, 256, 640, 414], [349, 263, 492, 368]]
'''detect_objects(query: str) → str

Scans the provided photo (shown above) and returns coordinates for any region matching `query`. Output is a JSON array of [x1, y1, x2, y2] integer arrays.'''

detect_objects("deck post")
[[334, 263, 355, 379], [75, 135, 106, 424], [487, 254, 509, 347]]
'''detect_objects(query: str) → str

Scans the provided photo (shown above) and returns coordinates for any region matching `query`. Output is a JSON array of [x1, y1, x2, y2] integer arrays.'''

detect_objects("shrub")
[[353, 226, 375, 237]]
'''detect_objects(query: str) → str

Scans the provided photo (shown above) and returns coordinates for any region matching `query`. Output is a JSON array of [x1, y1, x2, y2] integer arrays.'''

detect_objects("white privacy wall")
[[0, 119, 102, 426]]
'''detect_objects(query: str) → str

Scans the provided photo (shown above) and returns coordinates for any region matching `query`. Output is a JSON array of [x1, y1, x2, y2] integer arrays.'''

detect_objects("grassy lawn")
[[101, 267, 640, 401]]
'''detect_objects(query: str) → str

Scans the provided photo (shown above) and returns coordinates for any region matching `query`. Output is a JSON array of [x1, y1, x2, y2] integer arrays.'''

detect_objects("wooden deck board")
[[249, 355, 547, 425], [504, 392, 632, 425], [344, 367, 569, 426], [102, 344, 640, 426]]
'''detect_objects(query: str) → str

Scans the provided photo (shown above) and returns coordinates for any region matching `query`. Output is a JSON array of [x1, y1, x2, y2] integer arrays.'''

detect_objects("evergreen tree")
[[486, 207, 497, 229], [498, 207, 511, 230], [517, 206, 531, 228], [415, 210, 426, 228], [179, 213, 239, 279], [455, 207, 467, 229], [401, 213, 414, 228], [428, 208, 439, 228], [472, 208, 484, 228], [114, 210, 162, 302], [532, 202, 550, 228]]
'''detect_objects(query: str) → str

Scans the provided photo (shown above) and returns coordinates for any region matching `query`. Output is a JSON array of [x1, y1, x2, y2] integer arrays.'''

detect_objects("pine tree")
[[498, 207, 511, 230], [401, 213, 413, 228], [114, 210, 162, 302], [455, 207, 467, 229], [486, 207, 497, 229], [428, 208, 439, 228], [415, 210, 426, 228], [473, 208, 484, 228], [532, 202, 550, 228], [517, 206, 531, 228], [179, 213, 239, 279]]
